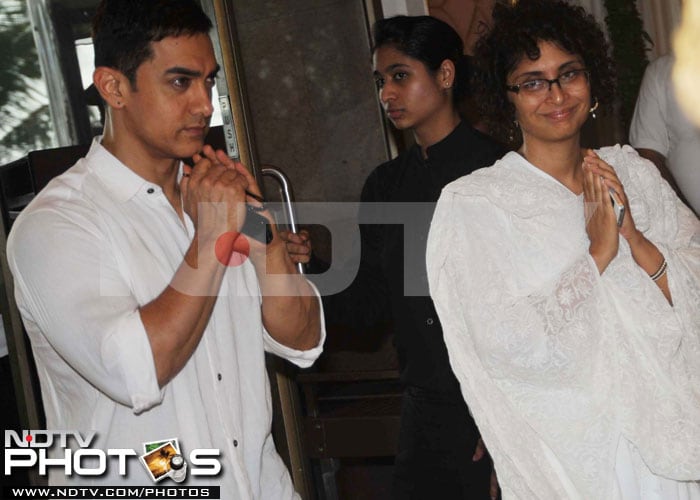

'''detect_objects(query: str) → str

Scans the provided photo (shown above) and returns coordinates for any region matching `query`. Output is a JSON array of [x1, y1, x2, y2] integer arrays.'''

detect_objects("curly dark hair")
[[472, 0, 617, 146]]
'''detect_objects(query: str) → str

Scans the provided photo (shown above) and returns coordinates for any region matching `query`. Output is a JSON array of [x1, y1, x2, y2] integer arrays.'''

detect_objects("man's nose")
[[192, 82, 214, 117]]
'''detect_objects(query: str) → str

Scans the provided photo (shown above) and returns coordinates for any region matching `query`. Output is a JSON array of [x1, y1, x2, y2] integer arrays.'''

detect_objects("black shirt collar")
[[421, 120, 469, 164]]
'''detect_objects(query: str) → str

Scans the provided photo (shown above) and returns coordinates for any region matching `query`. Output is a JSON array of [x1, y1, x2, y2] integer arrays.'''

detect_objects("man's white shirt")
[[7, 136, 325, 499]]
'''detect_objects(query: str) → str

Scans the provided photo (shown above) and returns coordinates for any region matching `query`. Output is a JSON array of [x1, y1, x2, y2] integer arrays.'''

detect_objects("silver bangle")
[[649, 258, 667, 282]]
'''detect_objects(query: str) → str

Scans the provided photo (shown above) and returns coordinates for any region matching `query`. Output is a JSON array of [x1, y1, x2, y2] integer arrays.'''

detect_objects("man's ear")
[[93, 67, 129, 109], [439, 59, 456, 89]]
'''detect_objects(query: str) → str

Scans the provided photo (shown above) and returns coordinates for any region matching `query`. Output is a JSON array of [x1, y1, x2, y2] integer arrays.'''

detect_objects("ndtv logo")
[[5, 431, 221, 481]]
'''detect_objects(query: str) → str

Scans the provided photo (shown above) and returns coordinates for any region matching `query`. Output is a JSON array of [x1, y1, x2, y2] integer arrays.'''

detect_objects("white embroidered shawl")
[[427, 146, 700, 499]]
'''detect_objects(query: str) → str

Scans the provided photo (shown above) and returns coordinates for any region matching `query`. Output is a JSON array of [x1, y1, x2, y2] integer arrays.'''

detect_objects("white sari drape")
[[427, 146, 700, 499]]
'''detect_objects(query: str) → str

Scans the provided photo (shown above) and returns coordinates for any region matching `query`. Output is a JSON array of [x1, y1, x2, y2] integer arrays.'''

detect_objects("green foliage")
[[0, 106, 54, 160], [603, 0, 652, 137], [0, 0, 55, 163]]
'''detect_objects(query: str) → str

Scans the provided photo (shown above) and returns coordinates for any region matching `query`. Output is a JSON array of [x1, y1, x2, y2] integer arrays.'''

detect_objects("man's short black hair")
[[92, 0, 213, 86]]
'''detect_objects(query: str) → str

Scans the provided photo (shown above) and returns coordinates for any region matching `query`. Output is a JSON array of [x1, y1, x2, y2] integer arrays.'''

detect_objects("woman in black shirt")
[[362, 17, 506, 499], [288, 15, 506, 499]]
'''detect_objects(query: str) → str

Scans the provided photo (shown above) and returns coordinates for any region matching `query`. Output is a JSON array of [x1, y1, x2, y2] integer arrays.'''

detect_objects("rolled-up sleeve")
[[8, 207, 163, 413], [262, 279, 325, 368]]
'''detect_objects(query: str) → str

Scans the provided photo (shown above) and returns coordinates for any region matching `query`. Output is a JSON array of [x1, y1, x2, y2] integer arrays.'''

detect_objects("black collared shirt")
[[323, 121, 506, 391]]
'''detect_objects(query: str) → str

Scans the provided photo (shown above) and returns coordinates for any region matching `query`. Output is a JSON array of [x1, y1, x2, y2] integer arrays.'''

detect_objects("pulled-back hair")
[[372, 15, 471, 108], [472, 0, 617, 145], [92, 0, 213, 87]]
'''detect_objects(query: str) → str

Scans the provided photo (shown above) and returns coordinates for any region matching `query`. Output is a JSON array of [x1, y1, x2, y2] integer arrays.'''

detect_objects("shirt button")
[[426, 318, 434, 326], [146, 187, 155, 194], [217, 373, 222, 381], [233, 439, 238, 447]]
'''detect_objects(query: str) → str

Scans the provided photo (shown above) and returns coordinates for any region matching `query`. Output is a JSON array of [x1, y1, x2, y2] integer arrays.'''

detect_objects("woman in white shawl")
[[426, 1, 700, 498]]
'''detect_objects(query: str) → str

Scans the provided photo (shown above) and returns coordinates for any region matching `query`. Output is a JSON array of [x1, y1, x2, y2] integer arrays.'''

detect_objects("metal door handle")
[[261, 166, 305, 275]]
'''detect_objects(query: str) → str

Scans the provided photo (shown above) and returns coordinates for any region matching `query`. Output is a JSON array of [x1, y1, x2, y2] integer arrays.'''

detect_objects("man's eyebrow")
[[165, 64, 221, 78], [165, 66, 201, 77]]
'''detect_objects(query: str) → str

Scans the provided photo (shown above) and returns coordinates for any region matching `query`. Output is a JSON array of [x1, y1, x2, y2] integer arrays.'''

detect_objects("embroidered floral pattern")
[[427, 146, 700, 498]]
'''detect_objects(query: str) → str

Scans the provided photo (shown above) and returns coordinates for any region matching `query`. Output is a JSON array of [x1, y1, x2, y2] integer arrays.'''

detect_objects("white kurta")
[[629, 54, 700, 213], [8, 137, 325, 498], [427, 146, 700, 499]]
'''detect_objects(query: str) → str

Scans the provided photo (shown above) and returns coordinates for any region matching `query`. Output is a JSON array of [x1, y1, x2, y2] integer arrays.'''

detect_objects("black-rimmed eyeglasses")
[[506, 69, 590, 96]]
